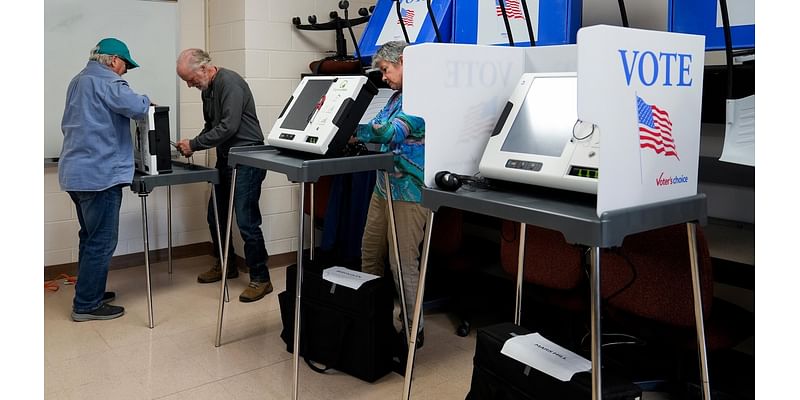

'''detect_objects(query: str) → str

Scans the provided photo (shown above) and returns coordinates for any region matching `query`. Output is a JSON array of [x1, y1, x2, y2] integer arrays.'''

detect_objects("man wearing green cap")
[[59, 38, 150, 322]]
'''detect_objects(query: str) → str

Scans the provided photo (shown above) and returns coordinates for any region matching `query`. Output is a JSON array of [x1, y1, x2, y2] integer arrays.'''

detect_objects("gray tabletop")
[[131, 160, 219, 194], [422, 186, 707, 248], [227, 145, 395, 183]]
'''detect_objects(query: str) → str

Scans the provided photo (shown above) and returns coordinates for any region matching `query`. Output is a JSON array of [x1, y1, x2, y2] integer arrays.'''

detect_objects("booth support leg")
[[514, 223, 526, 325], [215, 169, 237, 347], [309, 183, 315, 261], [167, 186, 173, 274], [402, 211, 435, 400], [384, 171, 411, 342], [292, 182, 306, 400], [687, 222, 712, 400], [139, 194, 154, 329], [590, 247, 602, 400]]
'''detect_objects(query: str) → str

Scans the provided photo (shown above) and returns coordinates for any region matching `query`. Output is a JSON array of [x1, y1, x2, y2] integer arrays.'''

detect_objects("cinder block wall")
[[44, 0, 374, 268]]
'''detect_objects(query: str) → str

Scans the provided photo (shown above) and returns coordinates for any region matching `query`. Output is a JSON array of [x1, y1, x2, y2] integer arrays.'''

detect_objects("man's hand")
[[176, 139, 193, 157]]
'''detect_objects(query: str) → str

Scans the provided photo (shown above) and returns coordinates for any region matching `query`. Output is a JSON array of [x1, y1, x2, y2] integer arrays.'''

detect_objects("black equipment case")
[[467, 322, 643, 400], [278, 262, 396, 383]]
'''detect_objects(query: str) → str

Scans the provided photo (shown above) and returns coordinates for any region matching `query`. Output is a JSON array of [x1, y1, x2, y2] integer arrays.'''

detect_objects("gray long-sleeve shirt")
[[190, 68, 264, 160]]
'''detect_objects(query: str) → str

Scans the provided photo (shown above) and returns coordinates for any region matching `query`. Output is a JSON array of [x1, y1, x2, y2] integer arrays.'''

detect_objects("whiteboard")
[[44, 0, 179, 158]]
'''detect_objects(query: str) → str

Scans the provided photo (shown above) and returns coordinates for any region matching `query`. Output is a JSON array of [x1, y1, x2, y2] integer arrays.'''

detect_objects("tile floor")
[[45, 255, 677, 400]]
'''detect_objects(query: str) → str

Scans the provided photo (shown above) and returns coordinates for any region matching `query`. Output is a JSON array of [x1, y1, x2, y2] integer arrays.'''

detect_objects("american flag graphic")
[[496, 0, 525, 20], [637, 95, 679, 160], [398, 8, 415, 26]]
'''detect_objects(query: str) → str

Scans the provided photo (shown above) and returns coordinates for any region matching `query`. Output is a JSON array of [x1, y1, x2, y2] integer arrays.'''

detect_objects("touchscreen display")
[[500, 76, 577, 157], [280, 79, 335, 130]]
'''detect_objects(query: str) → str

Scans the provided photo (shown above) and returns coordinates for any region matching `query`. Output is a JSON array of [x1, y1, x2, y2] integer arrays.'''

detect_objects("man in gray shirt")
[[176, 48, 272, 303]]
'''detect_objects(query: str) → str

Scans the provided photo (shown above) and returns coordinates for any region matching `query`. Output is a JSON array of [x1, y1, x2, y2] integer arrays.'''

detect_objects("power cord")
[[603, 249, 638, 302], [45, 273, 77, 292], [580, 331, 646, 349]]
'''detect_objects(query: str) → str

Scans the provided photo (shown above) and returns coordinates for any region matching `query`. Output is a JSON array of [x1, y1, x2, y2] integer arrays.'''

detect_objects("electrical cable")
[[617, 0, 630, 28], [719, 0, 735, 100], [572, 120, 595, 141], [497, 0, 515, 46], [603, 249, 638, 302], [580, 331, 646, 349], [425, 0, 441, 43], [520, 0, 536, 46], [394, 0, 410, 44], [45, 273, 77, 292]]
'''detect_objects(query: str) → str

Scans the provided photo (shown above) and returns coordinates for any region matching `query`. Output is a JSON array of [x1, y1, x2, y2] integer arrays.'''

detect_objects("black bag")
[[278, 263, 396, 383], [467, 323, 642, 400]]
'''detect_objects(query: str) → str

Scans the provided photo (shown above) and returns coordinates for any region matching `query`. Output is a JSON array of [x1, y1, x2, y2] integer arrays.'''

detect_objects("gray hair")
[[372, 41, 407, 68], [89, 45, 115, 67], [178, 48, 213, 71]]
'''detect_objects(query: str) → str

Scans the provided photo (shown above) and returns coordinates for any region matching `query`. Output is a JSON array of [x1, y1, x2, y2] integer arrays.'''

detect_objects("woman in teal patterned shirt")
[[355, 40, 428, 346]]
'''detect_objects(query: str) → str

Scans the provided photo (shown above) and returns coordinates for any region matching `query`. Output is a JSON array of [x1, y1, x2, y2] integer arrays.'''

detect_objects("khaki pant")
[[361, 193, 429, 331]]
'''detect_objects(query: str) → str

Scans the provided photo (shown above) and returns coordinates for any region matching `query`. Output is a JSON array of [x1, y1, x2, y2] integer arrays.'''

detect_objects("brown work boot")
[[239, 281, 273, 303], [197, 259, 239, 283]]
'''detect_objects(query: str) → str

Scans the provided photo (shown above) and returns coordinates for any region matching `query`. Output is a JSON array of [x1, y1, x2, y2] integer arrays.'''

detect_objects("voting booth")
[[453, 0, 582, 47], [404, 25, 706, 216], [401, 26, 709, 399], [267, 76, 378, 156], [134, 105, 172, 176], [357, 0, 454, 65], [668, 0, 754, 50]]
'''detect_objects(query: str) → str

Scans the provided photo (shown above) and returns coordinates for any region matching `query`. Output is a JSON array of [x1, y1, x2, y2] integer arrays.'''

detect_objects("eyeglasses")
[[114, 56, 133, 70]]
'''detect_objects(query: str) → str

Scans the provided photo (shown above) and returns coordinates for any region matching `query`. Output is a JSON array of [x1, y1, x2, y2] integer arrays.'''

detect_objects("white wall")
[[44, 0, 374, 267]]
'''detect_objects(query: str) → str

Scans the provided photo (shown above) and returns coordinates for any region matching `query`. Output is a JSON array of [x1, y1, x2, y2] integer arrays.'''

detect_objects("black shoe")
[[71, 304, 125, 322], [102, 291, 116, 304], [416, 329, 424, 349]]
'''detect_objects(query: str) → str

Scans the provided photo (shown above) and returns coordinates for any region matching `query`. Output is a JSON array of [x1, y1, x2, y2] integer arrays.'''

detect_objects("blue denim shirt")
[[59, 61, 150, 191]]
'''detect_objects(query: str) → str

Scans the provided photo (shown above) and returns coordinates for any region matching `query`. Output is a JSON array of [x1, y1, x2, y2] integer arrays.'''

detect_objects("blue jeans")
[[68, 185, 124, 313], [208, 163, 270, 282]]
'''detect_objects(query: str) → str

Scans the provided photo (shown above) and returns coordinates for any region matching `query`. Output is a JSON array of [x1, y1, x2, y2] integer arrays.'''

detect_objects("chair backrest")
[[499, 221, 585, 290], [600, 224, 714, 328]]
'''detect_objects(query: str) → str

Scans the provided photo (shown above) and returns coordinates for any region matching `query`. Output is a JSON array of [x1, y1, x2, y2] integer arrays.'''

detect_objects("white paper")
[[360, 88, 395, 124], [322, 267, 380, 290], [720, 95, 755, 166], [500, 332, 591, 382]]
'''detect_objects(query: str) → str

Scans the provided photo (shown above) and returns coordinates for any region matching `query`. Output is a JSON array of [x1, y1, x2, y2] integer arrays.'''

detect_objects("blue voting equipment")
[[357, 0, 454, 65], [453, 0, 582, 47], [668, 0, 754, 50]]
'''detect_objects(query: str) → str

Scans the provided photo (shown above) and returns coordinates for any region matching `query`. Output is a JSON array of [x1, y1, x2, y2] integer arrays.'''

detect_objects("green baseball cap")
[[96, 38, 140, 69]]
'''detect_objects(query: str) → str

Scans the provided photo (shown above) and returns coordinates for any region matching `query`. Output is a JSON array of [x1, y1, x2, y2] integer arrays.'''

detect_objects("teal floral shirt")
[[356, 91, 425, 203]]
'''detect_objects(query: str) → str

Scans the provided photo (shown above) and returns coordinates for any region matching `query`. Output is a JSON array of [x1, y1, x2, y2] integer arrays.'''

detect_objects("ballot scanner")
[[134, 105, 172, 175], [478, 72, 599, 194], [268, 75, 378, 156]]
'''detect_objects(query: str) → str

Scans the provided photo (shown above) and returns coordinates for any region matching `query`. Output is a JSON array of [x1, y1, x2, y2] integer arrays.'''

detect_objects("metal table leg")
[[292, 182, 306, 400], [215, 170, 237, 347], [402, 211, 435, 400], [139, 194, 155, 329], [514, 223, 526, 325], [384, 171, 409, 342], [213, 186, 229, 304], [687, 222, 712, 400], [590, 247, 602, 400], [168, 186, 173, 274], [310, 183, 315, 261]]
